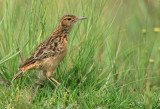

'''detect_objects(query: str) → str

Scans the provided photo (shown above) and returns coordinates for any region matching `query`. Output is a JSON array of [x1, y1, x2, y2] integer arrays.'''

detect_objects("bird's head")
[[58, 15, 87, 30]]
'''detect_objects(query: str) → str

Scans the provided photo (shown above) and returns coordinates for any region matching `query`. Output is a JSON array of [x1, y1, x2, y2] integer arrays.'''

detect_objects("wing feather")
[[19, 35, 60, 70]]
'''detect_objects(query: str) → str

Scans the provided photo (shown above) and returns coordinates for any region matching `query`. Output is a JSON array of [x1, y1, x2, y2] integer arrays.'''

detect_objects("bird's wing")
[[19, 35, 63, 71]]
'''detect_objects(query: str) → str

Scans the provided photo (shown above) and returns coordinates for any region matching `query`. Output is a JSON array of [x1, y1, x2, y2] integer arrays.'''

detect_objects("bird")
[[12, 15, 87, 87]]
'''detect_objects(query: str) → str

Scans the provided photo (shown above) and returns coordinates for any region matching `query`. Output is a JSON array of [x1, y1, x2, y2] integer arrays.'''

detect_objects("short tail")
[[12, 63, 36, 82], [12, 56, 37, 82], [12, 70, 23, 82], [19, 63, 35, 72], [19, 56, 36, 70]]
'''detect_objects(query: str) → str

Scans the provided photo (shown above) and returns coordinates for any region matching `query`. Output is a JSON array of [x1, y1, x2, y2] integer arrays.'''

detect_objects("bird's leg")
[[49, 77, 70, 92], [28, 84, 41, 104], [50, 77, 61, 85], [45, 71, 70, 92], [28, 72, 45, 104], [45, 71, 61, 85], [63, 85, 70, 93]]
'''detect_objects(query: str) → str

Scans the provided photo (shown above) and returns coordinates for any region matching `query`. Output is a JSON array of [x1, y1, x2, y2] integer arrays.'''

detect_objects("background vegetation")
[[0, 0, 160, 108]]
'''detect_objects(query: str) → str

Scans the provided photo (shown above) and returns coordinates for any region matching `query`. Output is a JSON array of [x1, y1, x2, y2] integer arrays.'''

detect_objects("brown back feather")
[[19, 56, 36, 69]]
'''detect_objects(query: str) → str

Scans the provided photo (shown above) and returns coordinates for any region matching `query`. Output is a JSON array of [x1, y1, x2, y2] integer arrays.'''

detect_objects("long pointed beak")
[[75, 17, 87, 21], [78, 17, 87, 20]]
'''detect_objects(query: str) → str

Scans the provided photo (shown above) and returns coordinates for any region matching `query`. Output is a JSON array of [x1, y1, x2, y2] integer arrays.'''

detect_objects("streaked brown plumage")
[[13, 15, 87, 84]]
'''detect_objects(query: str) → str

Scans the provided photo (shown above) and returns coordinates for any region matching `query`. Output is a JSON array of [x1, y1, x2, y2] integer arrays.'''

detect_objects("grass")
[[0, 0, 160, 108]]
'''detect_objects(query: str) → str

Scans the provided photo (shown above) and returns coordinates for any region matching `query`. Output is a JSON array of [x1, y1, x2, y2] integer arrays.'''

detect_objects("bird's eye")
[[67, 18, 71, 20]]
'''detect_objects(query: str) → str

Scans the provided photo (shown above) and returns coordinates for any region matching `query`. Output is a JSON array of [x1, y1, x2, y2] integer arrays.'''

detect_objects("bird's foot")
[[49, 77, 70, 93], [50, 77, 61, 85]]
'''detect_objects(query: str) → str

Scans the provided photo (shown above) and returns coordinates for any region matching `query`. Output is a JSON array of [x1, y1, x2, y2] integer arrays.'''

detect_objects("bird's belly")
[[38, 47, 68, 71], [58, 47, 68, 62]]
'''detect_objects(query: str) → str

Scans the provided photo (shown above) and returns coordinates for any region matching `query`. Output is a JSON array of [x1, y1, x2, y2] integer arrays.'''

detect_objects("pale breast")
[[37, 37, 68, 71]]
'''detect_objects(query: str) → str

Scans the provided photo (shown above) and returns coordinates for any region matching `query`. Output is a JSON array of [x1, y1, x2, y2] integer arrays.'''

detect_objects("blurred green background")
[[0, 0, 160, 108]]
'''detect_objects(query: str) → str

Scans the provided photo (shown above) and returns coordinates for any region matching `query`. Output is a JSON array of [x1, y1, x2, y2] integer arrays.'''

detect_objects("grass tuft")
[[0, 0, 160, 108]]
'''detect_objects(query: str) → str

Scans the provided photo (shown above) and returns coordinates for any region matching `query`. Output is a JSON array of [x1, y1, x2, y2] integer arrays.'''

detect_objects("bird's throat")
[[54, 25, 71, 35]]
